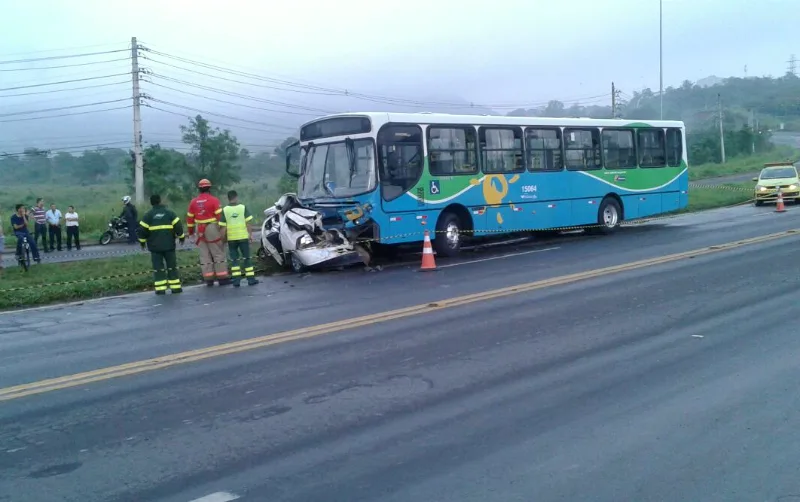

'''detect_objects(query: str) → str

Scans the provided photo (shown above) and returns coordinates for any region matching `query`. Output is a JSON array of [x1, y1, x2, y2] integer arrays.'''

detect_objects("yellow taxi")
[[753, 162, 800, 206]]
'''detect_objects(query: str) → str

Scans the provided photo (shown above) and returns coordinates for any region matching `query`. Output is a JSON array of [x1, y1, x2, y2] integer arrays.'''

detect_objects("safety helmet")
[[198, 179, 212, 188], [122, 195, 131, 204]]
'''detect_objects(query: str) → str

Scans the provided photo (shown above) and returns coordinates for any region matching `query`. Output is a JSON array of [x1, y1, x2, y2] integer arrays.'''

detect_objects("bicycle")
[[16, 235, 31, 272]]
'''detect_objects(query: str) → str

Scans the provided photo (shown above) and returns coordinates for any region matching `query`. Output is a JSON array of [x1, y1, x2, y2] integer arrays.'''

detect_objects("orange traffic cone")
[[776, 189, 786, 213], [420, 230, 437, 271]]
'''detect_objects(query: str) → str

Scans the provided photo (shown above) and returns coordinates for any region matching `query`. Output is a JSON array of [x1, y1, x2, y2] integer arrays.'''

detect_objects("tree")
[[126, 145, 191, 202], [180, 115, 242, 198], [75, 150, 111, 183], [543, 100, 566, 117]]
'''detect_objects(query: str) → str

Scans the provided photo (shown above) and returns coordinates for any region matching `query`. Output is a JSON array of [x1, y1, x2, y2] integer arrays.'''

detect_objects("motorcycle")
[[99, 216, 130, 245], [258, 193, 365, 273]]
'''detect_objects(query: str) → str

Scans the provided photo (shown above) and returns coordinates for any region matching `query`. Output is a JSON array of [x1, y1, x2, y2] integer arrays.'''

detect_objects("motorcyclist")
[[120, 195, 139, 245]]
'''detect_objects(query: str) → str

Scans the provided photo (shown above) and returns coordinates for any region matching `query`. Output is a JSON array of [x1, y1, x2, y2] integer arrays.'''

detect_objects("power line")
[[146, 74, 333, 113], [0, 80, 130, 98], [0, 98, 130, 118], [0, 49, 129, 65], [0, 141, 134, 156], [143, 56, 339, 96], [0, 105, 132, 123], [0, 57, 131, 72], [0, 42, 128, 58], [147, 81, 323, 117], [143, 47, 609, 110], [146, 99, 298, 132], [147, 106, 295, 136], [0, 72, 130, 92]]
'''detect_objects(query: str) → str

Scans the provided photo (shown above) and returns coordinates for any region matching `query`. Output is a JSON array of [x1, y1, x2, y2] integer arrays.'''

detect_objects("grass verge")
[[0, 249, 279, 311], [689, 146, 799, 181], [686, 183, 752, 211]]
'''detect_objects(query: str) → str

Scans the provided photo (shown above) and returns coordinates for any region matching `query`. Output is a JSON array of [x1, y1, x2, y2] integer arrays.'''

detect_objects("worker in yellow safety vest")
[[219, 189, 259, 287]]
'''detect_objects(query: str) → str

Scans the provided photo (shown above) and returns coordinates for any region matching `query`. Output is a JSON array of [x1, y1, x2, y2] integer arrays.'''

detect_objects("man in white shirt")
[[45, 203, 63, 252], [65, 205, 80, 251]]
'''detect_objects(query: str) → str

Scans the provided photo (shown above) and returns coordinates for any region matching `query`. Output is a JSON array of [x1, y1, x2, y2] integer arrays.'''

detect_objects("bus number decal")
[[416, 186, 425, 206], [521, 184, 538, 200]]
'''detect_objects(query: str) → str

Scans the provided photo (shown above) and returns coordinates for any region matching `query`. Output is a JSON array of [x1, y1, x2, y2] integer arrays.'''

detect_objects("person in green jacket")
[[219, 190, 259, 287], [137, 194, 185, 295]]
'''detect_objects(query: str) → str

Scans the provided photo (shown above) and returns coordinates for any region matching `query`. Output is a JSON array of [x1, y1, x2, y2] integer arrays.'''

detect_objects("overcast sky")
[[0, 0, 796, 152]]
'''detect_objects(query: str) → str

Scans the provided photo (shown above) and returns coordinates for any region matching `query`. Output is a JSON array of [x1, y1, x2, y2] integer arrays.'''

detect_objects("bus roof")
[[300, 111, 685, 131]]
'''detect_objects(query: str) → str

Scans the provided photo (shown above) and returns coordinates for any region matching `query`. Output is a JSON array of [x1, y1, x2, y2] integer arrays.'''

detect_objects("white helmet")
[[122, 196, 131, 204]]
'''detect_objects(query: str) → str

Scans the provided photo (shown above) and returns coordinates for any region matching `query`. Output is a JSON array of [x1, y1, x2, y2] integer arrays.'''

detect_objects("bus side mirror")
[[285, 152, 300, 179]]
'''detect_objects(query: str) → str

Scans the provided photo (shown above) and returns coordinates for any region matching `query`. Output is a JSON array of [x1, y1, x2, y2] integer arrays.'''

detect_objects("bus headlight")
[[789, 184, 798, 190]]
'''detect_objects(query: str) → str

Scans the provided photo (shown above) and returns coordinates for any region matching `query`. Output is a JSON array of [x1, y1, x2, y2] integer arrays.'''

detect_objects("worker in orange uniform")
[[186, 178, 231, 286]]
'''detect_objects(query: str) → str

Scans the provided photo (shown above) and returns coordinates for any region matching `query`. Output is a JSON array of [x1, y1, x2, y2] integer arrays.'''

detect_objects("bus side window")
[[428, 126, 478, 176], [564, 128, 602, 170], [602, 129, 637, 169], [377, 125, 424, 202], [638, 129, 667, 168], [480, 127, 524, 174], [666, 128, 683, 167], [525, 128, 563, 171]]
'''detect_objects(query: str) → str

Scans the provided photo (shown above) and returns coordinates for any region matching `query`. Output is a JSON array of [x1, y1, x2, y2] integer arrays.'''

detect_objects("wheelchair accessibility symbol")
[[429, 180, 441, 195]]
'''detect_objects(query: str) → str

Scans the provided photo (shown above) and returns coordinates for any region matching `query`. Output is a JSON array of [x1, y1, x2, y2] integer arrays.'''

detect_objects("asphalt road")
[[2, 205, 800, 501]]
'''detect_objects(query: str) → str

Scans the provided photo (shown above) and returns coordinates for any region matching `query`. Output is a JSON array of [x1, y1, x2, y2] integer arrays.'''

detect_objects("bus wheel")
[[433, 212, 462, 258], [591, 197, 622, 235]]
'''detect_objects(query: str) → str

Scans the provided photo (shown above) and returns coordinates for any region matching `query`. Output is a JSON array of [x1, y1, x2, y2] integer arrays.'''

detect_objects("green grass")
[[0, 248, 279, 311], [685, 183, 752, 211], [0, 182, 269, 248], [689, 146, 800, 181]]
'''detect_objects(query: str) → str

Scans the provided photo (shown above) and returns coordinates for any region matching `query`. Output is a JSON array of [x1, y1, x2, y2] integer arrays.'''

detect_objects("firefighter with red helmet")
[[187, 178, 231, 286]]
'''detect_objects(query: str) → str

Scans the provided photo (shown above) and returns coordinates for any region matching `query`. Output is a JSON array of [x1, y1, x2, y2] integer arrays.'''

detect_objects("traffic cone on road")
[[420, 230, 437, 271], [776, 189, 787, 213]]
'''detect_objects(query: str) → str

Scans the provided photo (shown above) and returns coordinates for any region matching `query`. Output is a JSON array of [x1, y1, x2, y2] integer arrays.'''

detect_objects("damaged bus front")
[[263, 115, 382, 272]]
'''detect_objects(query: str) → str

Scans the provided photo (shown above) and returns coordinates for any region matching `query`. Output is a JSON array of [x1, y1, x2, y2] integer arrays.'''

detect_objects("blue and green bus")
[[285, 112, 688, 257]]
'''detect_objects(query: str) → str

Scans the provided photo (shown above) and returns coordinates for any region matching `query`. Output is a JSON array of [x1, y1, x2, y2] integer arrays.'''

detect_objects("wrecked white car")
[[258, 193, 367, 273]]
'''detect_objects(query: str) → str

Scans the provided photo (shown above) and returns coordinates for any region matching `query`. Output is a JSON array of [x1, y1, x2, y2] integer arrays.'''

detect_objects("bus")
[[285, 112, 688, 258]]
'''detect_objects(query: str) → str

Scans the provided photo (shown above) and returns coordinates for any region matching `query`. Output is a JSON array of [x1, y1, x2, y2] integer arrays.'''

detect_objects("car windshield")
[[760, 167, 796, 179], [298, 139, 376, 199]]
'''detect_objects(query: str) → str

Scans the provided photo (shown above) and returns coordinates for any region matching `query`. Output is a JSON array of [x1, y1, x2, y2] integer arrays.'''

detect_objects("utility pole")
[[789, 54, 798, 77], [659, 0, 663, 119], [131, 37, 144, 205], [750, 109, 756, 154], [717, 93, 726, 163], [611, 82, 616, 118]]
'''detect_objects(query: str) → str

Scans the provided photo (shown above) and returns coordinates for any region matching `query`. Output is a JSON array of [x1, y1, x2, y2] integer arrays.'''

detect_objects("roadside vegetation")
[[689, 145, 799, 181], [685, 183, 752, 212], [0, 249, 279, 310]]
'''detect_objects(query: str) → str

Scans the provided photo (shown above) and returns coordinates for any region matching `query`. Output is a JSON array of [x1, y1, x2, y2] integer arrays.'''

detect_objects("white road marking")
[[189, 492, 240, 502], [436, 247, 560, 269], [692, 335, 704, 338]]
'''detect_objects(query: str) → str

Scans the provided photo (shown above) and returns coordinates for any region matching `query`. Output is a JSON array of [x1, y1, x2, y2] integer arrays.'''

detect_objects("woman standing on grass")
[[65, 205, 81, 251]]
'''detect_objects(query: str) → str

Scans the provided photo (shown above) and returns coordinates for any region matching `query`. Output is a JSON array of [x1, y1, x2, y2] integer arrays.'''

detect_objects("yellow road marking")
[[2, 228, 798, 402]]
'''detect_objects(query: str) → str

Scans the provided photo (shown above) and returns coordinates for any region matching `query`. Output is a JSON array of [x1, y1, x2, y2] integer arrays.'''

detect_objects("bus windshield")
[[299, 139, 376, 199]]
